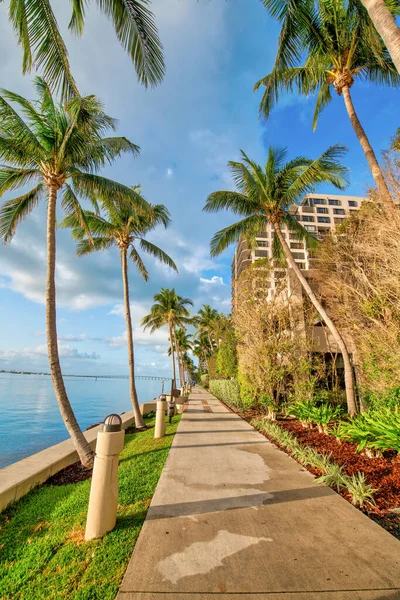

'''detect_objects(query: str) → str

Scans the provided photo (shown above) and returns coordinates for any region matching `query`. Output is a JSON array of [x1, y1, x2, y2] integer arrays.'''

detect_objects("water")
[[0, 373, 166, 469]]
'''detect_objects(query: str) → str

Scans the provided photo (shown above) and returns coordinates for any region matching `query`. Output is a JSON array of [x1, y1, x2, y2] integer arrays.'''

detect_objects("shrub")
[[362, 386, 400, 410], [343, 472, 377, 508], [209, 378, 251, 411], [287, 399, 317, 428], [336, 407, 400, 454], [216, 329, 238, 378], [310, 404, 343, 433], [200, 373, 209, 388]]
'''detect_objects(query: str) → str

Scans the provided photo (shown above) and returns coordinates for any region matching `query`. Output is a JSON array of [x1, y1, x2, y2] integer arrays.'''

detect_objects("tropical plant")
[[61, 191, 177, 429], [200, 373, 209, 388], [336, 407, 400, 454], [141, 289, 193, 384], [193, 332, 214, 370], [2, 0, 165, 100], [256, 0, 400, 202], [195, 305, 219, 350], [344, 472, 378, 508], [287, 399, 317, 428], [315, 462, 347, 492], [169, 327, 193, 386], [216, 324, 238, 379], [310, 404, 344, 433], [204, 145, 357, 416], [359, 0, 400, 74], [0, 78, 140, 467]]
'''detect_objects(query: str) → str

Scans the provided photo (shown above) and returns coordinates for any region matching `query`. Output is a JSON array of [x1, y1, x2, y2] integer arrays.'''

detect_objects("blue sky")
[[0, 0, 398, 376]]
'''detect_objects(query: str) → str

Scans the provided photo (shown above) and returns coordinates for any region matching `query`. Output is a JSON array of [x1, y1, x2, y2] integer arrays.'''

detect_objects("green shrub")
[[216, 329, 238, 378], [336, 407, 400, 454], [200, 373, 209, 388], [209, 378, 245, 410], [288, 400, 342, 432], [362, 387, 400, 410], [287, 399, 317, 427], [343, 472, 377, 508]]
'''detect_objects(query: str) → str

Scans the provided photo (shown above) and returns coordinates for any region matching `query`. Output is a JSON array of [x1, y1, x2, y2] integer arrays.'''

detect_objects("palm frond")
[[96, 0, 165, 87], [138, 238, 178, 272], [71, 172, 150, 213], [204, 191, 260, 216], [210, 215, 266, 257], [76, 236, 114, 256], [129, 245, 150, 281], [0, 183, 44, 242], [0, 167, 42, 195]]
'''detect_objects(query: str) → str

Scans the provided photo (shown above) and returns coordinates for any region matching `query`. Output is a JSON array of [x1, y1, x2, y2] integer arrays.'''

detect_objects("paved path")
[[117, 387, 400, 600]]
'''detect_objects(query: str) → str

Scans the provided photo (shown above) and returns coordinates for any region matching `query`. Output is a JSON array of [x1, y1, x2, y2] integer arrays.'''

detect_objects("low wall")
[[0, 410, 136, 513]]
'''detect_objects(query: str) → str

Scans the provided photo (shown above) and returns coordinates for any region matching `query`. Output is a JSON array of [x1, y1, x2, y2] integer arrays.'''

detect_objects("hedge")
[[209, 378, 245, 410]]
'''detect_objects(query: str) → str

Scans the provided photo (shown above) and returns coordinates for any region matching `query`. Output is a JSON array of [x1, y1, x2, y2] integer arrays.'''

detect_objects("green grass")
[[0, 415, 181, 600]]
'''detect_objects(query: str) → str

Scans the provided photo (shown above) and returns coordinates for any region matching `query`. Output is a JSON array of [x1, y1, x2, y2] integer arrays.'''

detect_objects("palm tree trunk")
[[360, 0, 400, 75], [121, 248, 145, 428], [342, 86, 392, 203], [207, 331, 213, 351], [168, 322, 176, 383], [46, 185, 94, 468], [174, 332, 185, 387], [274, 226, 358, 416]]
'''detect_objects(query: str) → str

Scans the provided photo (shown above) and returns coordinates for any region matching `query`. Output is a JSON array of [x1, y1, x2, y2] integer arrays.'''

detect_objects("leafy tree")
[[255, 0, 400, 202], [0, 78, 140, 466], [216, 327, 238, 379], [204, 144, 358, 416], [61, 189, 177, 429], [141, 289, 193, 383], [195, 304, 219, 349], [3, 0, 165, 100]]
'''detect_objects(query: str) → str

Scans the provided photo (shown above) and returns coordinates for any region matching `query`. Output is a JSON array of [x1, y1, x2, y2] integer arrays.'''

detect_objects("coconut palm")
[[0, 78, 142, 467], [359, 0, 400, 74], [61, 191, 177, 429], [204, 144, 358, 416], [141, 289, 193, 383], [255, 0, 400, 203], [3, 0, 165, 100], [195, 305, 219, 350], [193, 333, 213, 372], [174, 328, 193, 385]]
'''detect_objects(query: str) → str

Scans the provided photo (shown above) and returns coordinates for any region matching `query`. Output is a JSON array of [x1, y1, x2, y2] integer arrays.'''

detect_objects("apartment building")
[[231, 193, 365, 304]]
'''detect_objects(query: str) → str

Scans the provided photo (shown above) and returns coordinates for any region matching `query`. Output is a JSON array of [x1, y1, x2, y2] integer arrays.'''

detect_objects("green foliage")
[[288, 400, 343, 431], [362, 387, 400, 411], [315, 463, 347, 492], [287, 399, 317, 425], [216, 329, 238, 379], [200, 373, 209, 388], [0, 416, 180, 600], [336, 408, 400, 453], [344, 473, 378, 508], [209, 378, 252, 412]]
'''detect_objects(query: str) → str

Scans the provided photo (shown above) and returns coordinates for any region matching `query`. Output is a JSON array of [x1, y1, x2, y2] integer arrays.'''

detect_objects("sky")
[[0, 0, 398, 377]]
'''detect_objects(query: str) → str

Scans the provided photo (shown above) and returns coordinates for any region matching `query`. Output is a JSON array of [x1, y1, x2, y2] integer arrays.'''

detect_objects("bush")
[[200, 373, 209, 388], [362, 386, 400, 410], [288, 400, 343, 432], [216, 329, 238, 378], [209, 378, 252, 411]]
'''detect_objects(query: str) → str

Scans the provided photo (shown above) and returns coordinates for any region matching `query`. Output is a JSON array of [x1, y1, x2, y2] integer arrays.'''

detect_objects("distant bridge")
[[1, 370, 171, 382]]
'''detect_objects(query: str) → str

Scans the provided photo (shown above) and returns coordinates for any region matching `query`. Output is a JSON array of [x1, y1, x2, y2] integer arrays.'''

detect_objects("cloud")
[[0, 344, 99, 363], [166, 167, 174, 178], [199, 275, 226, 287]]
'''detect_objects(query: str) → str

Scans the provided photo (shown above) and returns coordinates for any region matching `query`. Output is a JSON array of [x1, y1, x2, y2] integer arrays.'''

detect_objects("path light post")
[[85, 414, 125, 541], [154, 394, 167, 439]]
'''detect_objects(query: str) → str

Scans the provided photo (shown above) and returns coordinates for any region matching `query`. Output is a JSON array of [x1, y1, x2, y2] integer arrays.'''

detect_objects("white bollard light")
[[154, 394, 167, 439], [85, 414, 125, 541]]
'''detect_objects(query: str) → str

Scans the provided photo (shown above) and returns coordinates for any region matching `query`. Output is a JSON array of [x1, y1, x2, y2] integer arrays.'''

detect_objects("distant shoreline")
[[0, 370, 168, 381]]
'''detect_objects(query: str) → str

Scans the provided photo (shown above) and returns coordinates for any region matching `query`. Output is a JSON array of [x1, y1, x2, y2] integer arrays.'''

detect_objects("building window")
[[292, 252, 305, 260], [334, 217, 345, 225], [301, 215, 315, 222], [349, 200, 357, 207], [317, 216, 330, 223], [304, 225, 316, 232], [317, 207, 328, 214], [257, 240, 267, 247], [328, 199, 340, 206], [314, 198, 326, 205], [290, 242, 303, 249], [318, 228, 329, 236], [298, 263, 306, 270], [333, 208, 345, 215]]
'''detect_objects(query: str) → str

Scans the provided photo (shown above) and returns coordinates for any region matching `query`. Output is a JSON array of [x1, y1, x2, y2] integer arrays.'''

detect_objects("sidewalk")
[[117, 387, 400, 600]]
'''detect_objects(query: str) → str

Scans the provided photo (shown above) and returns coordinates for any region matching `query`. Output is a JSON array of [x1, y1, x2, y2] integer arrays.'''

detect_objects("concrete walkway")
[[117, 387, 400, 600]]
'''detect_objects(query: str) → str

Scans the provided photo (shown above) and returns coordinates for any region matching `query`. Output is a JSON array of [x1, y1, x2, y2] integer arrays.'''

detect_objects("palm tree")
[[141, 289, 193, 383], [195, 305, 219, 350], [359, 0, 400, 74], [0, 78, 142, 467], [255, 0, 400, 203], [3, 0, 165, 100], [193, 333, 213, 372], [61, 192, 177, 429], [203, 145, 358, 416], [174, 328, 193, 385]]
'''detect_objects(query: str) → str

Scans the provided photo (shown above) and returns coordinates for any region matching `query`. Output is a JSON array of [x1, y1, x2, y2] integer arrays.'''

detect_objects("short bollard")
[[167, 397, 176, 423], [85, 414, 125, 541], [154, 394, 167, 439]]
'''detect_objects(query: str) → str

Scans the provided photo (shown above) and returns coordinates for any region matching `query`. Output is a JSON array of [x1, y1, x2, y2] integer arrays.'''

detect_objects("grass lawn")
[[0, 415, 181, 600]]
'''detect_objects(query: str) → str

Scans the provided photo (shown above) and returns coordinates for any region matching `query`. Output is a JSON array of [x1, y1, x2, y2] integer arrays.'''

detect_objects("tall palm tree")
[[174, 328, 193, 385], [3, 0, 165, 100], [203, 145, 358, 416], [141, 289, 193, 383], [255, 0, 400, 203], [0, 78, 142, 467], [61, 192, 177, 429], [193, 333, 213, 371], [359, 0, 400, 74], [195, 305, 219, 350]]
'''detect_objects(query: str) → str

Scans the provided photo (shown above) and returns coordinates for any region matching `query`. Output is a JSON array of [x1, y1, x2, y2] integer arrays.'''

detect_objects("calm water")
[[0, 373, 165, 469]]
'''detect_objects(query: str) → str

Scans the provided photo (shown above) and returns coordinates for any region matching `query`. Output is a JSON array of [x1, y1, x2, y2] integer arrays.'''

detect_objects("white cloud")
[[200, 275, 226, 287], [166, 167, 174, 178]]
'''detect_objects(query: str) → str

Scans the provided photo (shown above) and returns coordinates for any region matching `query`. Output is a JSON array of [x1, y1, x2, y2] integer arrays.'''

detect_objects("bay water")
[[0, 373, 166, 469]]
